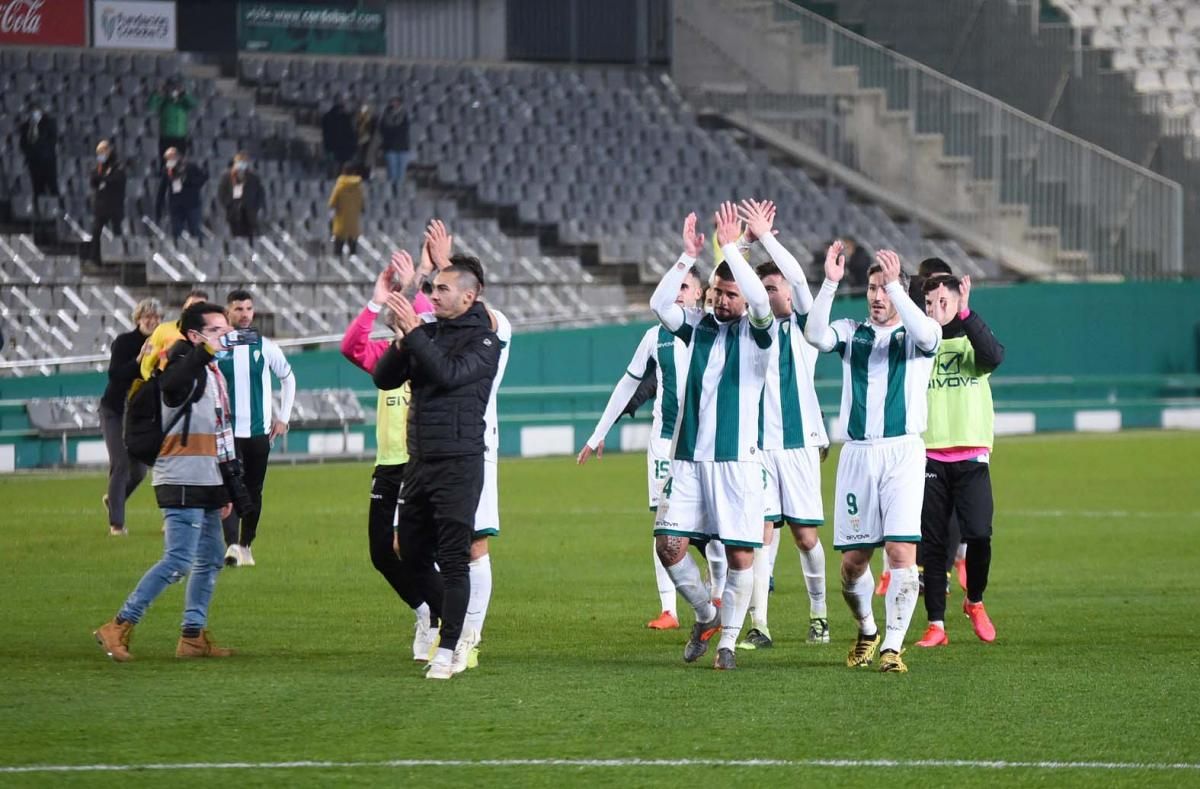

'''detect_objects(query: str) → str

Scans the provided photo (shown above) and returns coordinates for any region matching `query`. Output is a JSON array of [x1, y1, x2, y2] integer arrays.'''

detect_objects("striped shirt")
[[670, 309, 773, 463], [759, 310, 828, 450], [218, 336, 293, 438], [829, 318, 937, 442]]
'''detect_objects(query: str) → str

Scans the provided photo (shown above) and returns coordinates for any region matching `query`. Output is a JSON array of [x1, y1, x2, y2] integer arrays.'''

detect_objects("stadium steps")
[[676, 0, 1080, 277]]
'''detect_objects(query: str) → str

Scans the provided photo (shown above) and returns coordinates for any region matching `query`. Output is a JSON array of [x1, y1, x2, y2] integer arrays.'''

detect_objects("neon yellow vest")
[[923, 335, 994, 450], [375, 384, 410, 466]]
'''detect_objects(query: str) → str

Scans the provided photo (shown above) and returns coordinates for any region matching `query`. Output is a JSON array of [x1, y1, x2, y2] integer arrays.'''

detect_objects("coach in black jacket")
[[373, 258, 500, 678]]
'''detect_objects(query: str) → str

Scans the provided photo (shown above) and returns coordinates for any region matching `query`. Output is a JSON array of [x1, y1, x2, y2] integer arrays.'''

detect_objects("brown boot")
[[94, 619, 134, 662], [176, 629, 235, 658]]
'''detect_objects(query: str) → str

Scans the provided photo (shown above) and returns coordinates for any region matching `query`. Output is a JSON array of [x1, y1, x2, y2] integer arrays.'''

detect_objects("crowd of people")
[[88, 198, 1000, 678], [15, 80, 413, 262]]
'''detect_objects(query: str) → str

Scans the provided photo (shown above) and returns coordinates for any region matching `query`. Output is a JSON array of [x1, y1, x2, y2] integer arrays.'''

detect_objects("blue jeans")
[[384, 150, 411, 183], [118, 506, 226, 630]]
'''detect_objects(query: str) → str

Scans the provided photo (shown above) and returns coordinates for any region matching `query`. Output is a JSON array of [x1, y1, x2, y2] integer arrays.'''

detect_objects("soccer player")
[[577, 265, 708, 630], [734, 200, 831, 650], [651, 204, 775, 671], [218, 289, 296, 567], [914, 272, 1004, 647], [804, 244, 942, 674]]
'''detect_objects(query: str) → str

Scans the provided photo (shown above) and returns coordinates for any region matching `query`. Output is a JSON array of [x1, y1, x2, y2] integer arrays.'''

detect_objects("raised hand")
[[385, 291, 421, 334], [424, 219, 453, 271], [824, 239, 846, 283], [681, 212, 705, 258], [959, 274, 971, 314], [576, 440, 604, 465], [714, 201, 743, 247], [738, 199, 774, 242], [372, 262, 397, 305], [391, 249, 415, 290], [875, 249, 903, 285]]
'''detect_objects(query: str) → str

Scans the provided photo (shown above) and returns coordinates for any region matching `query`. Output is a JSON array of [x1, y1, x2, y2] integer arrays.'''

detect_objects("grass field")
[[1, 430, 1198, 788]]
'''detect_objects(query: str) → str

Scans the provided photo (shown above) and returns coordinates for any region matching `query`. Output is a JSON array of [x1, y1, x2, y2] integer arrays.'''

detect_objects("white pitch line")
[[1005, 509, 1200, 519], [2, 758, 1198, 774]]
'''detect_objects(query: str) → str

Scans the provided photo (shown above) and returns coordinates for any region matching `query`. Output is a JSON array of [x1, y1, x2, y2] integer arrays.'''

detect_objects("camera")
[[223, 328, 260, 347], [219, 459, 257, 517]]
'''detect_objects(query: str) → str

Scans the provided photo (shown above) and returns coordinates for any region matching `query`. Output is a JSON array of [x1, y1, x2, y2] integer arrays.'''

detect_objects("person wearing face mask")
[[156, 147, 208, 244], [93, 302, 240, 663], [148, 77, 196, 160], [18, 102, 59, 201], [379, 96, 411, 183], [322, 96, 357, 176], [217, 152, 266, 242], [100, 298, 163, 536], [87, 140, 127, 265]]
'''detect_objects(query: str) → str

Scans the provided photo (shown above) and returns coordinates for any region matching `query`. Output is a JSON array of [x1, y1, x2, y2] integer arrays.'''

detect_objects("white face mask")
[[234, 161, 248, 172], [166, 158, 178, 169], [97, 152, 108, 164], [31, 110, 42, 122]]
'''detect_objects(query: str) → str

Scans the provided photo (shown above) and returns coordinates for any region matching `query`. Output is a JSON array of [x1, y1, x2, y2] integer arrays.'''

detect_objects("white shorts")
[[654, 459, 765, 548], [647, 437, 672, 510], [833, 435, 924, 551], [474, 458, 499, 537], [761, 447, 824, 527]]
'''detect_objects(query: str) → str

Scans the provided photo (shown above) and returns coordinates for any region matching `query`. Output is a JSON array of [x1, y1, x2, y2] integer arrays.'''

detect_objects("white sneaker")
[[425, 659, 453, 680], [450, 630, 479, 675], [223, 545, 242, 567], [240, 547, 255, 567], [412, 614, 435, 662]]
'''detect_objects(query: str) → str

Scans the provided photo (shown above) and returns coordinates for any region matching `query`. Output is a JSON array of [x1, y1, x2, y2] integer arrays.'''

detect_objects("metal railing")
[[675, 0, 1184, 279]]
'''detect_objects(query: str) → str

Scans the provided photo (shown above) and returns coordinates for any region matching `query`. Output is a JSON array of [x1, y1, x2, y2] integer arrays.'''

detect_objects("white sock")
[[798, 541, 827, 618], [415, 602, 431, 628], [956, 542, 968, 562], [653, 539, 676, 615], [664, 553, 717, 622], [767, 529, 782, 572], [706, 540, 727, 600], [842, 567, 877, 636], [718, 567, 753, 651], [929, 620, 944, 630], [882, 565, 920, 653], [748, 545, 771, 630], [464, 554, 492, 639]]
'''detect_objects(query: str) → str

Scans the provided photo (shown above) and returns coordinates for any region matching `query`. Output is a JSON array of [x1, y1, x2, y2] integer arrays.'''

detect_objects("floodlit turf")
[[0, 430, 1198, 788]]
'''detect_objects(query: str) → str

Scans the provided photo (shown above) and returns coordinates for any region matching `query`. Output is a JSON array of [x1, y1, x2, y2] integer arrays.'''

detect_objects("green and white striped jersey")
[[670, 309, 774, 463], [759, 311, 829, 450], [218, 336, 293, 438], [829, 318, 937, 442]]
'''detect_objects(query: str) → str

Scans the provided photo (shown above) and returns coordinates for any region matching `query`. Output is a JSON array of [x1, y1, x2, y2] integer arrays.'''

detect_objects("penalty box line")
[[2, 758, 1200, 774]]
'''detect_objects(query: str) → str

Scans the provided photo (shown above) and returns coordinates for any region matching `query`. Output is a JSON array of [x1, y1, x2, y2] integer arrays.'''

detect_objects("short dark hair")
[[180, 302, 228, 334], [714, 261, 734, 282], [226, 288, 254, 304], [448, 254, 485, 290], [917, 257, 952, 278], [867, 263, 910, 289], [186, 288, 209, 303], [684, 266, 702, 287], [755, 261, 782, 279], [922, 273, 961, 293]]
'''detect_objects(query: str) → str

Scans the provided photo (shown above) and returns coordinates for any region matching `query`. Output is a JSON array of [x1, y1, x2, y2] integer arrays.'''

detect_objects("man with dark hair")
[[218, 289, 295, 567], [87, 139, 126, 265], [379, 96, 412, 183], [914, 272, 1005, 649], [373, 260, 501, 680], [94, 302, 238, 662], [148, 76, 196, 159], [141, 289, 210, 379]]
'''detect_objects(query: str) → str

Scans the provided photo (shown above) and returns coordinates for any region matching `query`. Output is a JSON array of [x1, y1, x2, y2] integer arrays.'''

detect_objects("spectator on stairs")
[[18, 101, 59, 203], [148, 76, 196, 161], [156, 147, 208, 244], [87, 139, 127, 265], [380, 96, 412, 183], [217, 152, 267, 242], [329, 164, 364, 257]]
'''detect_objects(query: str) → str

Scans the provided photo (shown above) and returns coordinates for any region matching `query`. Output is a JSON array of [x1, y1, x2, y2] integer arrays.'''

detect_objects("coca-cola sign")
[[0, 0, 86, 46]]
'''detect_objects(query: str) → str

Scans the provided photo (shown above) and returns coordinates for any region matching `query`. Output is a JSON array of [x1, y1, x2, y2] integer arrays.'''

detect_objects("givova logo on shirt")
[[929, 351, 979, 389]]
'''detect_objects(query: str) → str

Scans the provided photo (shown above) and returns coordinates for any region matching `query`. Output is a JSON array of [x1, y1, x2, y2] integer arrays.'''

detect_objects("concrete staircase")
[[673, 0, 1065, 277]]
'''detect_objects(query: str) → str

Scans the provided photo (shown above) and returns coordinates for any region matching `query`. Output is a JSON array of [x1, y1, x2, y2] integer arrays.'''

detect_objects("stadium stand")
[[2, 46, 996, 375]]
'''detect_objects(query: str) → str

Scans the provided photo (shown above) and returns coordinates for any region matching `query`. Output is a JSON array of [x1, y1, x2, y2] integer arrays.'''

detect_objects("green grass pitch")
[[0, 430, 1198, 787]]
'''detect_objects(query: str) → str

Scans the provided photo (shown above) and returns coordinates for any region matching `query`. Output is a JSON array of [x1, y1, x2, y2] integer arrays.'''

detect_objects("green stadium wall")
[[2, 282, 1198, 469]]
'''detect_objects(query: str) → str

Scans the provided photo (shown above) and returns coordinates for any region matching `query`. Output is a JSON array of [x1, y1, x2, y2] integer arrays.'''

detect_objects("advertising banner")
[[239, 3, 384, 55], [94, 0, 176, 50], [0, 0, 87, 47]]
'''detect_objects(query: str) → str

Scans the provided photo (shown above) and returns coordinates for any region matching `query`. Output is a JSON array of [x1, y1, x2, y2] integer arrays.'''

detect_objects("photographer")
[[93, 302, 242, 662], [373, 259, 500, 680], [218, 289, 295, 567], [148, 76, 196, 160]]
